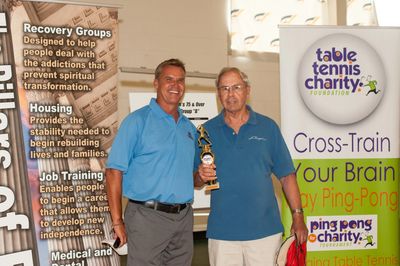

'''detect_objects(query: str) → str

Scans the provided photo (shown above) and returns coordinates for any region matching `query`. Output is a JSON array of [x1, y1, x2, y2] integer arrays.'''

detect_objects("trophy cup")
[[197, 125, 220, 190]]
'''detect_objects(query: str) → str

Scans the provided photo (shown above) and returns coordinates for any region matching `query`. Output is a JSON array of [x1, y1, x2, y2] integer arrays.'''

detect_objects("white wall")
[[67, 0, 282, 123], [63, 0, 295, 225], [229, 55, 281, 122]]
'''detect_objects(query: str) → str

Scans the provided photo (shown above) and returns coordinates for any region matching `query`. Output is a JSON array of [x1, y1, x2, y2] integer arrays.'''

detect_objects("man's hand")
[[194, 163, 217, 187], [291, 213, 308, 244], [112, 223, 127, 247], [280, 173, 309, 244], [105, 168, 126, 246], [198, 163, 217, 182]]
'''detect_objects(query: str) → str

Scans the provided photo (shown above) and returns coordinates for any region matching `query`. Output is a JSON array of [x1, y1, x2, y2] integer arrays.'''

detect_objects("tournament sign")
[[280, 26, 399, 265]]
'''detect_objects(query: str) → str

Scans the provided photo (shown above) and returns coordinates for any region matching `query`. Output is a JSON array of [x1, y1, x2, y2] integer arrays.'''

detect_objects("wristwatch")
[[292, 208, 304, 214]]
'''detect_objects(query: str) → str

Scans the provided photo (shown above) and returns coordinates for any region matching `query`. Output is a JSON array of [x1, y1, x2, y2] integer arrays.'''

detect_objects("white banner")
[[280, 26, 400, 265]]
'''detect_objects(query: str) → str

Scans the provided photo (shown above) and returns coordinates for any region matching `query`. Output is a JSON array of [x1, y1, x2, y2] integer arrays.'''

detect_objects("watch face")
[[201, 154, 214, 165]]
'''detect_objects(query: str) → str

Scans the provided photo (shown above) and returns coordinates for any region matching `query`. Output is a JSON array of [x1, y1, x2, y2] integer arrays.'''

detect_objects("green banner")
[[279, 27, 400, 266], [282, 158, 399, 265]]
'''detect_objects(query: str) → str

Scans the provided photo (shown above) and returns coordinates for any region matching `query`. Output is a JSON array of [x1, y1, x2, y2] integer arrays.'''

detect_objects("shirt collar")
[[149, 98, 183, 120], [216, 105, 257, 127]]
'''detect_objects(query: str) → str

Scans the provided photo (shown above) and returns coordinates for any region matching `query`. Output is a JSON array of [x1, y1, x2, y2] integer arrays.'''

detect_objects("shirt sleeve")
[[271, 122, 295, 179], [193, 130, 202, 171], [106, 113, 140, 173]]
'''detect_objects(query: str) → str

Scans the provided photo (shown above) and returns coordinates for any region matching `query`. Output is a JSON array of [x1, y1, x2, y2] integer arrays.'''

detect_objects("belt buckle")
[[162, 202, 178, 213], [144, 201, 186, 214], [163, 202, 181, 213], [144, 200, 156, 209], [173, 204, 180, 213]]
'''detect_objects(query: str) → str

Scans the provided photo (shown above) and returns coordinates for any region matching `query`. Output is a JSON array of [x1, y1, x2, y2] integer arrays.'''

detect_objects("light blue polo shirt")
[[195, 106, 295, 240], [107, 98, 196, 204]]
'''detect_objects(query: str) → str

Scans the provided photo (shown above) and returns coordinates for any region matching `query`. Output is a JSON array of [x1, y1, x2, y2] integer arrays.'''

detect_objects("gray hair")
[[154, 58, 186, 79], [215, 67, 250, 87]]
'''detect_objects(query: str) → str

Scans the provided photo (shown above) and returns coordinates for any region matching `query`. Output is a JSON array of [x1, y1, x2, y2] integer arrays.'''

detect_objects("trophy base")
[[205, 181, 220, 191]]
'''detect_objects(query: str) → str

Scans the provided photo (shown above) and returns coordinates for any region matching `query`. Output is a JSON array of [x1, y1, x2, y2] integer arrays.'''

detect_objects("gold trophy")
[[197, 125, 220, 190]]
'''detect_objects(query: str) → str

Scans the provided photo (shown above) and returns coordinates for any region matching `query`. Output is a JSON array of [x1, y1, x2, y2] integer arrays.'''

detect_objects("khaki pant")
[[209, 233, 282, 266]]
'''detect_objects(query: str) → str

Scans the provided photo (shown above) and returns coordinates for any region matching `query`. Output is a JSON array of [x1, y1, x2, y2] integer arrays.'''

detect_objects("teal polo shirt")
[[195, 106, 295, 240], [107, 98, 196, 204]]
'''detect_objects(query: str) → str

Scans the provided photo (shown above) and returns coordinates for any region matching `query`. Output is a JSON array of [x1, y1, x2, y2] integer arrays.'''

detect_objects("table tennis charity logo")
[[307, 215, 378, 251], [298, 33, 385, 125]]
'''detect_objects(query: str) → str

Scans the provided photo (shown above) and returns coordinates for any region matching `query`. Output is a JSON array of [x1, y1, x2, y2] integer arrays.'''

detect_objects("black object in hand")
[[113, 237, 121, 248]]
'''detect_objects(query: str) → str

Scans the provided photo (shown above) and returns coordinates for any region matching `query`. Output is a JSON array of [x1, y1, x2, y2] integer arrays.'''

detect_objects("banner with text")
[[280, 26, 399, 265], [0, 1, 119, 265]]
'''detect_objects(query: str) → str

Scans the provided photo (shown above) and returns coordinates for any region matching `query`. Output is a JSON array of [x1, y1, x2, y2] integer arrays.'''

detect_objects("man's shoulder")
[[180, 114, 197, 131], [121, 105, 151, 125], [253, 112, 279, 128], [132, 104, 151, 116], [204, 114, 221, 126], [258, 114, 276, 123], [202, 116, 221, 132]]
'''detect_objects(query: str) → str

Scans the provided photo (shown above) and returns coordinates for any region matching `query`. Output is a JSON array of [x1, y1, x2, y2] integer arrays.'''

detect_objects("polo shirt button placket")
[[232, 130, 240, 146]]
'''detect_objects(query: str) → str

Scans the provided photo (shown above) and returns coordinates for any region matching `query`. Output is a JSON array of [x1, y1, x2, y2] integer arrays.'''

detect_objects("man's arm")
[[194, 171, 205, 188], [280, 173, 308, 244], [105, 168, 126, 246]]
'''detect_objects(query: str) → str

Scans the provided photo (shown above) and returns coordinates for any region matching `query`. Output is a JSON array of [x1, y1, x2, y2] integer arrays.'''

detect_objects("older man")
[[195, 67, 308, 266]]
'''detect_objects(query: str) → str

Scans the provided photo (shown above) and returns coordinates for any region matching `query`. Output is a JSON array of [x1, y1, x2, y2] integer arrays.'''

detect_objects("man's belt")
[[130, 199, 188, 214]]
